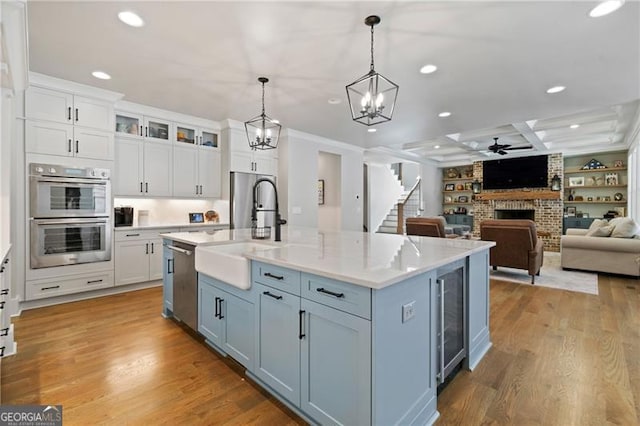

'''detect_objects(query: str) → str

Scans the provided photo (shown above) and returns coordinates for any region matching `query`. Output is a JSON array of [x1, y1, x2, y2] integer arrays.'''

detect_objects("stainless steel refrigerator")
[[230, 172, 277, 229]]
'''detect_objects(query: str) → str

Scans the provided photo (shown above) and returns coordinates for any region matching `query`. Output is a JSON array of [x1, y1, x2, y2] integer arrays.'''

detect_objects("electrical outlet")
[[402, 301, 415, 323]]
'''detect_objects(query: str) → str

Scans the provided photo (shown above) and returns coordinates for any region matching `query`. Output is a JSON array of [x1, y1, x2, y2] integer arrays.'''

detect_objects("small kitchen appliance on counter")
[[114, 207, 134, 227]]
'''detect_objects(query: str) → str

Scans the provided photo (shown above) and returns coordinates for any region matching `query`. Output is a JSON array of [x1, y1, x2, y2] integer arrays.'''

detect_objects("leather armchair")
[[480, 219, 544, 283], [406, 216, 458, 238]]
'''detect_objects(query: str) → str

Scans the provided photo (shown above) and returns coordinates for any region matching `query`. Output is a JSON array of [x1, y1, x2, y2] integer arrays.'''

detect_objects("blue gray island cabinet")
[[162, 228, 494, 425]]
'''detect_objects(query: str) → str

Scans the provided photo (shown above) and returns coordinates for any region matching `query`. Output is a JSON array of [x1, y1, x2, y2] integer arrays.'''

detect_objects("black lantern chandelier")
[[245, 77, 281, 150], [346, 15, 399, 126]]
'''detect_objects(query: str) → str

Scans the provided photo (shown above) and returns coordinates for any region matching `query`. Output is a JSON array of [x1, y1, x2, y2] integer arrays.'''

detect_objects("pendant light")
[[245, 77, 281, 150], [346, 15, 399, 126]]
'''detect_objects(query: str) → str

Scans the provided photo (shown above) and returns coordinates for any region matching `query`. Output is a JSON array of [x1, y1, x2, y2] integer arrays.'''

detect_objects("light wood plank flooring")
[[2, 274, 638, 425]]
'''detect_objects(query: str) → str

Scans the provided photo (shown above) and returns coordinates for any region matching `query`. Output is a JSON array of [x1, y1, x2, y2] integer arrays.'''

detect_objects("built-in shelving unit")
[[563, 151, 628, 226], [441, 166, 474, 229]]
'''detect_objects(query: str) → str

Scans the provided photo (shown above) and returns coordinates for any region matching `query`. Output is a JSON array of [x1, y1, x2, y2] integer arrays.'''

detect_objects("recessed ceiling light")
[[546, 85, 566, 94], [438, 111, 451, 118], [419, 64, 437, 74], [91, 71, 111, 80], [118, 11, 144, 27], [368, 128, 377, 133], [328, 98, 342, 105], [589, 0, 625, 17], [434, 145, 440, 149], [570, 124, 580, 129]]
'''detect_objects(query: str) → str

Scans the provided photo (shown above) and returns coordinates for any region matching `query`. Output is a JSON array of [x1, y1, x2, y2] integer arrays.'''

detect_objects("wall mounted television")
[[482, 155, 548, 190]]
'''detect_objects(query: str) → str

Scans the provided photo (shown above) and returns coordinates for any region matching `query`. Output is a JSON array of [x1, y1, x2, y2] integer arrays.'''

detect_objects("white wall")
[[401, 162, 420, 189], [626, 108, 640, 222], [420, 162, 443, 216], [114, 198, 228, 226], [318, 151, 341, 231], [367, 163, 403, 232], [279, 129, 363, 232]]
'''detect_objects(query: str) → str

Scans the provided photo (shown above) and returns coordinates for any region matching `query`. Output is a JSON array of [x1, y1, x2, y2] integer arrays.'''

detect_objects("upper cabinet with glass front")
[[115, 111, 172, 144], [175, 122, 219, 150]]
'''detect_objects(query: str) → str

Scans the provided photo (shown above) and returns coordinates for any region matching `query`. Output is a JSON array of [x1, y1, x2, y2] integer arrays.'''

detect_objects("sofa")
[[480, 219, 544, 284], [561, 217, 640, 277]]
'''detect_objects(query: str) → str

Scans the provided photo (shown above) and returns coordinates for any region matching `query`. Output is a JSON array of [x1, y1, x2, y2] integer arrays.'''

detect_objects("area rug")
[[490, 252, 598, 295]]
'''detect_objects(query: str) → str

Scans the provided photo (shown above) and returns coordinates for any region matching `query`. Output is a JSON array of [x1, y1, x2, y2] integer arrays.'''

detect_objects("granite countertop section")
[[172, 227, 495, 290], [115, 222, 229, 231]]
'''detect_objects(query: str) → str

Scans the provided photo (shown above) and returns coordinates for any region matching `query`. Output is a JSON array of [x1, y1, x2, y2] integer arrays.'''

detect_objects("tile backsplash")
[[114, 198, 229, 226]]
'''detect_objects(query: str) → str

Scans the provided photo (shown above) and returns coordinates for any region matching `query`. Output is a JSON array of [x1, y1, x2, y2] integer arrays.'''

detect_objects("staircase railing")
[[396, 178, 422, 234]]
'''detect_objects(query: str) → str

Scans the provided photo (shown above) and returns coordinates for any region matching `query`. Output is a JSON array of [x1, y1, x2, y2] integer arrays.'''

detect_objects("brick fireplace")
[[471, 154, 563, 252]]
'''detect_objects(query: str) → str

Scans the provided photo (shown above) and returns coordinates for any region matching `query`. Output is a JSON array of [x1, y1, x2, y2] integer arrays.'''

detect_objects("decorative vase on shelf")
[[568, 191, 574, 201]]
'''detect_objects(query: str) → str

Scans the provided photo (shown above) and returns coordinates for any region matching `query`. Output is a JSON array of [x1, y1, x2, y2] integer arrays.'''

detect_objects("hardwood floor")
[[2, 274, 638, 425]]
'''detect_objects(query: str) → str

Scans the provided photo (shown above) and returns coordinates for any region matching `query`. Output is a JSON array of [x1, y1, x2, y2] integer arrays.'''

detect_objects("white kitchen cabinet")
[[114, 231, 164, 286], [114, 137, 173, 197], [115, 112, 144, 138], [144, 116, 172, 144], [25, 120, 114, 160], [175, 123, 219, 148], [224, 126, 277, 175], [173, 145, 221, 198], [26, 86, 113, 131]]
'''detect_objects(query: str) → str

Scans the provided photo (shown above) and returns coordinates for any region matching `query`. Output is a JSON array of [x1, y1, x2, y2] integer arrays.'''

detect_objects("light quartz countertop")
[[162, 227, 495, 290], [115, 222, 229, 232]]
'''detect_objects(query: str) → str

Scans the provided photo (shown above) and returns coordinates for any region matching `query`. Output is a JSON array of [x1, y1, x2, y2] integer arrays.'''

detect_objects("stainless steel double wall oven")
[[29, 163, 112, 269]]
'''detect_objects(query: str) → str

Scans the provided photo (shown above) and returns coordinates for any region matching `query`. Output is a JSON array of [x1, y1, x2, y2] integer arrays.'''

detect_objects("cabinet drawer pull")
[[4, 258, 8, 264], [0, 289, 8, 295], [264, 272, 284, 280], [167, 258, 174, 274], [0, 267, 4, 273], [299, 310, 306, 340], [316, 287, 345, 298], [263, 291, 283, 300], [41, 285, 60, 291], [126, 233, 140, 237], [0, 328, 8, 337], [87, 279, 103, 284]]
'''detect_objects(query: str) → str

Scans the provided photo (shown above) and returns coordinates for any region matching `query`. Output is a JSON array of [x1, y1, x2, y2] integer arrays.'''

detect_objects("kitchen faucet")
[[252, 178, 286, 242]]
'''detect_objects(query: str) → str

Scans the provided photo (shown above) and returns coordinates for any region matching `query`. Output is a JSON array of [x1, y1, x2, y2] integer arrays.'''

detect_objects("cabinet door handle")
[[75, 108, 79, 122], [145, 126, 148, 137], [67, 106, 72, 121], [151, 242, 154, 254], [75, 140, 79, 154], [218, 298, 224, 319], [167, 258, 173, 274], [87, 279, 103, 284], [316, 287, 345, 298], [195, 185, 199, 195], [0, 267, 4, 273], [264, 272, 284, 280], [0, 346, 5, 357], [140, 182, 143, 193], [145, 243, 149, 254], [214, 296, 219, 318], [0, 289, 8, 295], [0, 328, 8, 337], [0, 301, 4, 309], [145, 182, 149, 193], [263, 291, 283, 300], [68, 139, 72, 153], [41, 285, 60, 291], [299, 310, 306, 340]]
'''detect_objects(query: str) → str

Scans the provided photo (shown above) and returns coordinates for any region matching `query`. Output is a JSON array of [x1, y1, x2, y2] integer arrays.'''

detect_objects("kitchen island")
[[161, 227, 495, 425]]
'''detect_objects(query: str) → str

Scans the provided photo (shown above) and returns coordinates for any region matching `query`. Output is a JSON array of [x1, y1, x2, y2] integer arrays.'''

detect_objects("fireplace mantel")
[[474, 190, 560, 201]]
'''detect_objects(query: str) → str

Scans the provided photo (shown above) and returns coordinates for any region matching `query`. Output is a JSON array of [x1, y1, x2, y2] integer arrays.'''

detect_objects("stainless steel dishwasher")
[[166, 241, 197, 330]]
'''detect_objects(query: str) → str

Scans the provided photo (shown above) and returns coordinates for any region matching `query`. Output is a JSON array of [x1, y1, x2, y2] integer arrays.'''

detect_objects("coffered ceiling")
[[26, 1, 640, 166]]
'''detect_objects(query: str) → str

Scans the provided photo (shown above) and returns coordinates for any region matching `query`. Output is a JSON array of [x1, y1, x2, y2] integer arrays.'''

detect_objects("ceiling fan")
[[487, 137, 533, 155]]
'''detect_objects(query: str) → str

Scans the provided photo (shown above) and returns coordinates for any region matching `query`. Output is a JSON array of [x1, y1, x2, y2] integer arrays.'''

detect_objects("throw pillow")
[[611, 218, 640, 238], [587, 219, 609, 232], [608, 217, 625, 228], [586, 225, 614, 237]]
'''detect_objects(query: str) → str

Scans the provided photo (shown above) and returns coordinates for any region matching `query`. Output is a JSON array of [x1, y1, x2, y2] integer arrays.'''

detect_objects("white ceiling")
[[26, 1, 640, 166]]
